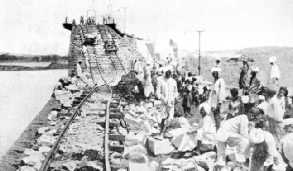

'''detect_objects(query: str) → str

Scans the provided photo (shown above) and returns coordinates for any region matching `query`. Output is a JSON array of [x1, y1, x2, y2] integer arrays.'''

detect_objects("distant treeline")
[[0, 54, 68, 62]]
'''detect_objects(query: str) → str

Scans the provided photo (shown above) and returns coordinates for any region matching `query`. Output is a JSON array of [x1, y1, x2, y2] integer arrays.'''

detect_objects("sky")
[[0, 0, 293, 56]]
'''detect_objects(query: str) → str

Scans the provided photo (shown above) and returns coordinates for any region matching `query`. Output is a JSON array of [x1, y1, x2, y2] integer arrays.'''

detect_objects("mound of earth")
[[181, 46, 293, 87]]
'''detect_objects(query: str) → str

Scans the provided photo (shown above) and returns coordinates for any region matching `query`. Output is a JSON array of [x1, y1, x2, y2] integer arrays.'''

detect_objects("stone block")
[[147, 137, 174, 155], [129, 163, 150, 171]]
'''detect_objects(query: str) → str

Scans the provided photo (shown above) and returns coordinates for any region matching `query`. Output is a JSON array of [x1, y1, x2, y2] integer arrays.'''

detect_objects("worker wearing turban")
[[249, 128, 287, 171], [208, 67, 226, 130], [196, 103, 216, 154]]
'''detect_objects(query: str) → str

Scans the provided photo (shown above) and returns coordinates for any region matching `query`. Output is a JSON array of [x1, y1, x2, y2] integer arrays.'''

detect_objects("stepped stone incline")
[[67, 23, 146, 85]]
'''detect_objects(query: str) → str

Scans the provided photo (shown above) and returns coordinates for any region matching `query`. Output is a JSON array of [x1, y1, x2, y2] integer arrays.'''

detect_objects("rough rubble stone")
[[124, 151, 148, 163], [129, 163, 150, 171], [149, 160, 159, 171], [18, 166, 37, 171], [147, 137, 175, 155]]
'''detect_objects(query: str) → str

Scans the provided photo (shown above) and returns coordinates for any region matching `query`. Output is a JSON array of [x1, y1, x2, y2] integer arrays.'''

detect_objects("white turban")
[[251, 66, 259, 72], [199, 103, 211, 114], [269, 56, 277, 63], [211, 67, 222, 73], [249, 128, 265, 144], [258, 95, 265, 100]]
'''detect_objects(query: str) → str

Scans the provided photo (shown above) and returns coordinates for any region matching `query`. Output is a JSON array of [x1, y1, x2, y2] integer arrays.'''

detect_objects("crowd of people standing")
[[131, 56, 293, 171]]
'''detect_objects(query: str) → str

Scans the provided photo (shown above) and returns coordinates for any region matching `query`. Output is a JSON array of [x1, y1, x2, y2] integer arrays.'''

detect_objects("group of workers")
[[132, 56, 293, 170]]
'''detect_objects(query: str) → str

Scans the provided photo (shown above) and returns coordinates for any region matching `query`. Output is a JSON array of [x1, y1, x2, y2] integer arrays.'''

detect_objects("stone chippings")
[[47, 89, 111, 171]]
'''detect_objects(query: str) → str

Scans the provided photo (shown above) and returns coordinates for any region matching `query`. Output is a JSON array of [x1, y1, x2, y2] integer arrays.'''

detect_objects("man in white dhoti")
[[134, 59, 144, 82], [209, 67, 226, 130], [156, 70, 178, 137], [269, 56, 281, 86], [265, 87, 285, 150], [143, 60, 154, 99], [76, 60, 88, 87], [215, 114, 250, 166], [196, 103, 216, 154]]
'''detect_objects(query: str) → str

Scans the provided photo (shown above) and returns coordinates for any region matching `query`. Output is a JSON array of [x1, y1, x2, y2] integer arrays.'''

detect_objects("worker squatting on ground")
[[196, 103, 216, 155], [209, 67, 226, 130], [156, 70, 178, 138], [124, 56, 293, 170], [269, 56, 281, 86]]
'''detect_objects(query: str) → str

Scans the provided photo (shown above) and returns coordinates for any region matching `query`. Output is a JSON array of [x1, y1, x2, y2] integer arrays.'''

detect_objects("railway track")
[[38, 25, 128, 170], [39, 84, 125, 171]]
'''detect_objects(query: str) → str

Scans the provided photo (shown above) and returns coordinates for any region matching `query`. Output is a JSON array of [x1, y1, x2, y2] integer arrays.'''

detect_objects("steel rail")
[[40, 85, 98, 171]]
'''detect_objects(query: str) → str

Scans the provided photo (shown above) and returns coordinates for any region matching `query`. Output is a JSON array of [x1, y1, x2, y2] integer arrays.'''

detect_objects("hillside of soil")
[[182, 46, 293, 87]]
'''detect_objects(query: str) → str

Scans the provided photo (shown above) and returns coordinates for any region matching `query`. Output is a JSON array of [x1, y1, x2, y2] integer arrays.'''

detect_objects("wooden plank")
[[109, 113, 122, 119], [109, 134, 125, 141], [109, 145, 124, 153]]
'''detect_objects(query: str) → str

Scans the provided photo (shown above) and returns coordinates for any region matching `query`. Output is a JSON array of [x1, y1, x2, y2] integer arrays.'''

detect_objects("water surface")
[[0, 70, 67, 156]]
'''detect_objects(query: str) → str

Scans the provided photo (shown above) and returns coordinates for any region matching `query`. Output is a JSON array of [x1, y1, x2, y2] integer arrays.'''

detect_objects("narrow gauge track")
[[40, 25, 127, 171], [40, 84, 122, 171]]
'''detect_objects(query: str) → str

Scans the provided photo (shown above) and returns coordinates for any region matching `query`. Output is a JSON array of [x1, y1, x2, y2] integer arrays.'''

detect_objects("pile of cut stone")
[[109, 99, 221, 171], [46, 92, 110, 171]]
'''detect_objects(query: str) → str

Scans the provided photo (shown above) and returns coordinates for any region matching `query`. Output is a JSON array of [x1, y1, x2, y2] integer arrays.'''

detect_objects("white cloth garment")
[[200, 115, 216, 134], [209, 78, 226, 108], [262, 131, 287, 167], [266, 95, 285, 122], [156, 77, 178, 120], [282, 133, 293, 168], [143, 65, 154, 97], [135, 62, 144, 82], [211, 67, 222, 73], [258, 101, 268, 115], [197, 115, 216, 144], [216, 115, 249, 142], [270, 63, 281, 79], [199, 103, 211, 114], [76, 63, 83, 77]]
